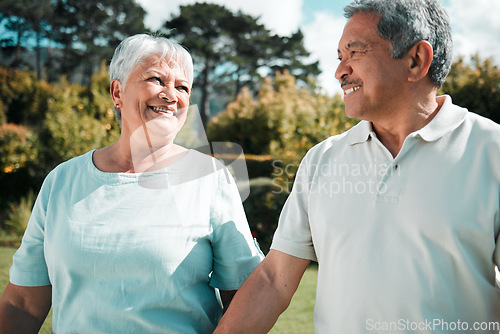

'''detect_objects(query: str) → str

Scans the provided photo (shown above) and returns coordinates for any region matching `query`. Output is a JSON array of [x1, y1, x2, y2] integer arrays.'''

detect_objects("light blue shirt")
[[272, 96, 500, 333], [10, 149, 263, 333]]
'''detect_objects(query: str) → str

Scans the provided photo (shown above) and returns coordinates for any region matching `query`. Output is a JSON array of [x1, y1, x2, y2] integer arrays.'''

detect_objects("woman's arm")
[[0, 282, 52, 334]]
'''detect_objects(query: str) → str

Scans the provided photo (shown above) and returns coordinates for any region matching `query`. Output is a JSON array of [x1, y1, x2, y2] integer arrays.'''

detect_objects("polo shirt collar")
[[348, 121, 374, 145], [347, 95, 468, 146], [415, 95, 467, 142]]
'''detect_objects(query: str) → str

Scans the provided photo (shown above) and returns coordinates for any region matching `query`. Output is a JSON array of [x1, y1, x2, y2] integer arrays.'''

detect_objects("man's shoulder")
[[305, 121, 363, 160], [465, 111, 500, 132], [460, 111, 500, 149]]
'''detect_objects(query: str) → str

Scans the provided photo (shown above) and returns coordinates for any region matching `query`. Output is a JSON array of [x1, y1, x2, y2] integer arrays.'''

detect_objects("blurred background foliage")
[[0, 1, 499, 253]]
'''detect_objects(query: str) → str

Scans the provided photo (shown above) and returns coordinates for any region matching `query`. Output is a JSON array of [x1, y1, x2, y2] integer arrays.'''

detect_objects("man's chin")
[[344, 106, 362, 120]]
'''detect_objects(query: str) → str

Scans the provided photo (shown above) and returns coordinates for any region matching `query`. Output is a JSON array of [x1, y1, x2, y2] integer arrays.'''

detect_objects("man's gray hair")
[[344, 0, 452, 87], [109, 34, 194, 123]]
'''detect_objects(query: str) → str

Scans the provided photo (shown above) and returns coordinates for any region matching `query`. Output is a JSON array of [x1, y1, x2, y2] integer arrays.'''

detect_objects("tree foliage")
[[0, 64, 119, 219], [43, 63, 120, 162], [0, 67, 51, 125], [207, 70, 356, 160], [439, 55, 500, 124], [0, 0, 147, 83], [0, 123, 39, 174], [165, 3, 320, 126], [51, 0, 147, 83]]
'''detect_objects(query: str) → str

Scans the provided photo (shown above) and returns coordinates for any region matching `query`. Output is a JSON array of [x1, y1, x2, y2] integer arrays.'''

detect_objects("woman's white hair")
[[109, 33, 194, 123]]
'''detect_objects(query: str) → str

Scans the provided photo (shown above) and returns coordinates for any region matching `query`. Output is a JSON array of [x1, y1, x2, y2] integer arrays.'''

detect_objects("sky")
[[137, 0, 500, 96]]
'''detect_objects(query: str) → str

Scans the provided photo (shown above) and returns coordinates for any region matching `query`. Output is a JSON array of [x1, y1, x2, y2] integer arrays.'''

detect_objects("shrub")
[[3, 190, 35, 237], [0, 123, 40, 174]]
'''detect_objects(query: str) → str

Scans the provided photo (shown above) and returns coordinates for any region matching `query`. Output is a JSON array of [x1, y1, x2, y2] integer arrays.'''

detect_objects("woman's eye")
[[177, 86, 189, 93], [149, 77, 162, 84]]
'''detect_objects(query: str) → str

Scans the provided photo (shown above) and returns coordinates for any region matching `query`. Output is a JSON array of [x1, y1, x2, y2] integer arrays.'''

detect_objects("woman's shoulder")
[[46, 150, 94, 180]]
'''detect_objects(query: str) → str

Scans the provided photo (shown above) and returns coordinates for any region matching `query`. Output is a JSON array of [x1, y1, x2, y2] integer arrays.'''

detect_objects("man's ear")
[[110, 79, 123, 107], [407, 40, 434, 82]]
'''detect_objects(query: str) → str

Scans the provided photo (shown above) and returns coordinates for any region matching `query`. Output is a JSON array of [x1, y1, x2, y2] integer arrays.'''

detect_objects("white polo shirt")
[[271, 95, 500, 333]]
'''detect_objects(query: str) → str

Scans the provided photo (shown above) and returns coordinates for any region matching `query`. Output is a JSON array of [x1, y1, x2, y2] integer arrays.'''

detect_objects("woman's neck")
[[94, 128, 188, 173]]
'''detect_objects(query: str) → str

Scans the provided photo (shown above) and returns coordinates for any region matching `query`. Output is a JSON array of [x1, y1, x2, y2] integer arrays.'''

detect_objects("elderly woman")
[[0, 34, 263, 333]]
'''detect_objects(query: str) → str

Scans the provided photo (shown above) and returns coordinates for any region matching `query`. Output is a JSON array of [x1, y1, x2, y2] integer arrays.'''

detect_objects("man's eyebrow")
[[338, 41, 369, 54], [347, 41, 369, 50]]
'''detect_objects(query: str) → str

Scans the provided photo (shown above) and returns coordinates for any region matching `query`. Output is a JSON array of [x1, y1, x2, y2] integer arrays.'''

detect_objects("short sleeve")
[[9, 174, 52, 287], [271, 155, 317, 261], [209, 168, 264, 291]]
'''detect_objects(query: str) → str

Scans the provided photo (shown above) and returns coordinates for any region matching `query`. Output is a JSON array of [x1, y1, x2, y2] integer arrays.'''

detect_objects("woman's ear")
[[407, 40, 434, 83], [110, 79, 123, 108]]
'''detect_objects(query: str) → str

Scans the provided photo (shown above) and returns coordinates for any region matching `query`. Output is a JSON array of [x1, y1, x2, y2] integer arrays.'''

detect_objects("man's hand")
[[214, 250, 310, 334]]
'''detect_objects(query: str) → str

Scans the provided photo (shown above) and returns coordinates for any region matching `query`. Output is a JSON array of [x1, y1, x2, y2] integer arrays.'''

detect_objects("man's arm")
[[0, 282, 52, 334], [214, 249, 311, 334]]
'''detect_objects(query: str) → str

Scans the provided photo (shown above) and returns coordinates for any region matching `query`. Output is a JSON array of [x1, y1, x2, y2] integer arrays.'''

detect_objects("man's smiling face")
[[335, 12, 408, 121]]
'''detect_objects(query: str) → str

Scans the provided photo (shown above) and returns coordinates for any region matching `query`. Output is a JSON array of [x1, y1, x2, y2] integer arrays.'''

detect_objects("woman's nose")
[[159, 86, 177, 103]]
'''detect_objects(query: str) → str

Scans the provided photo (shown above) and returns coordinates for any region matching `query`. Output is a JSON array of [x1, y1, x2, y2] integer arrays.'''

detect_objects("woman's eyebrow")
[[145, 69, 166, 76]]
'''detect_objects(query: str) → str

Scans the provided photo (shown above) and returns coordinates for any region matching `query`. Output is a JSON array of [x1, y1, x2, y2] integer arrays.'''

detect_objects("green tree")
[[27, 0, 53, 79], [51, 0, 147, 84], [0, 66, 51, 125], [269, 30, 320, 85], [165, 3, 320, 126], [0, 0, 34, 68], [0, 0, 53, 78], [207, 70, 355, 161], [42, 64, 119, 163], [439, 55, 500, 124], [165, 3, 235, 126], [0, 123, 39, 175], [0, 122, 40, 216], [0, 63, 120, 221]]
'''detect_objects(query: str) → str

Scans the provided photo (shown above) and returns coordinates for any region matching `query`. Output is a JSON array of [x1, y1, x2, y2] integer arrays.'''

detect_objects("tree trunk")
[[35, 29, 42, 79], [234, 68, 242, 97], [13, 26, 22, 69], [199, 62, 211, 127]]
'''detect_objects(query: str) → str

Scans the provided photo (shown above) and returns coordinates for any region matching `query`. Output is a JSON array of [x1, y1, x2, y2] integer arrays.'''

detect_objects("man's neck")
[[371, 95, 443, 158]]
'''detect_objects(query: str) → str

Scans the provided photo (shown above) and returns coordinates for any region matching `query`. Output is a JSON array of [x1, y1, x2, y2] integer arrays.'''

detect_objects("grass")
[[271, 263, 317, 333], [0, 247, 317, 333]]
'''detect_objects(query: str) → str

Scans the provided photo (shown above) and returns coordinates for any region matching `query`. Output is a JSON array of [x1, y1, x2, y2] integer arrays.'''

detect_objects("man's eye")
[[351, 50, 365, 56]]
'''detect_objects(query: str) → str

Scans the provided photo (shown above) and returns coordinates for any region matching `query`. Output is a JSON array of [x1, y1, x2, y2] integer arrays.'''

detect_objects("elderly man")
[[214, 0, 500, 333]]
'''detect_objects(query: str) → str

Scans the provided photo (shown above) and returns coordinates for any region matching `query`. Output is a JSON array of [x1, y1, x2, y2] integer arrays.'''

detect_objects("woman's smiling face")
[[113, 55, 191, 143]]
